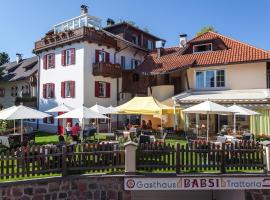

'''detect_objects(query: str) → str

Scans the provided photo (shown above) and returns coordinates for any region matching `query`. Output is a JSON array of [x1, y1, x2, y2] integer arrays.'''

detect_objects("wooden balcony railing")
[[92, 62, 122, 78], [15, 96, 37, 108], [34, 27, 117, 53]]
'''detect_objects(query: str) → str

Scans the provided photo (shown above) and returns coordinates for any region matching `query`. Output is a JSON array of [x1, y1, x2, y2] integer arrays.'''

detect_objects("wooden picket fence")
[[0, 143, 125, 180], [136, 141, 266, 173]]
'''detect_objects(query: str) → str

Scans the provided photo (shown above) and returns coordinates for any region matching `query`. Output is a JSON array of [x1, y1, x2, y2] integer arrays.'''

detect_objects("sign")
[[124, 177, 270, 191]]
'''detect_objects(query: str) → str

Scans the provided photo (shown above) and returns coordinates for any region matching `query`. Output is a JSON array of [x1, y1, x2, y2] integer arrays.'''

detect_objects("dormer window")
[[193, 43, 212, 53], [131, 34, 139, 45]]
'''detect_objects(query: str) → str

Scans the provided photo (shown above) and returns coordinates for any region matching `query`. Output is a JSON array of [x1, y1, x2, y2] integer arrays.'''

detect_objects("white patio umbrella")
[[45, 103, 74, 135], [0, 105, 51, 142], [183, 100, 235, 141], [56, 106, 108, 139], [90, 104, 109, 133], [228, 104, 260, 133], [106, 106, 119, 132]]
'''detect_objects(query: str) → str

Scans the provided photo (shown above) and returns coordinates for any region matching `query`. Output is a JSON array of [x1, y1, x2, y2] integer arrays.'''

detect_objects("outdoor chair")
[[242, 132, 253, 141], [139, 135, 151, 145], [83, 128, 96, 139]]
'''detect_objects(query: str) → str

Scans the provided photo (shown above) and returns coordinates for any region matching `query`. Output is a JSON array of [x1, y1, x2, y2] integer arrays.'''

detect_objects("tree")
[[0, 52, 9, 79], [196, 26, 217, 37], [0, 52, 9, 66]]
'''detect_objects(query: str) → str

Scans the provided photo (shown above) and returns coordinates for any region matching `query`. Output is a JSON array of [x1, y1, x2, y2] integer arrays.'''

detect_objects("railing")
[[92, 62, 122, 78], [137, 141, 266, 173], [34, 27, 117, 53], [0, 141, 266, 181], [0, 143, 125, 180], [15, 96, 37, 108]]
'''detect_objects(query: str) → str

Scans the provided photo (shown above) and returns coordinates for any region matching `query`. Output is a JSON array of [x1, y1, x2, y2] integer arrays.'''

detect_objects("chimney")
[[155, 41, 165, 58], [107, 18, 115, 26], [179, 34, 187, 48], [81, 5, 88, 15], [16, 53, 23, 64]]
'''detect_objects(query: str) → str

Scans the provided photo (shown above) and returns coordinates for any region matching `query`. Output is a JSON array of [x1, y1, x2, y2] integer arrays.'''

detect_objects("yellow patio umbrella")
[[116, 96, 174, 115]]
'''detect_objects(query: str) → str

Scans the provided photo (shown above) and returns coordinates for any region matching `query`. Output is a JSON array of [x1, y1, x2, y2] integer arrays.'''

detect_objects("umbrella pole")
[[107, 115, 110, 133], [14, 120, 16, 134], [207, 114, 209, 141], [233, 114, 236, 134], [21, 119, 23, 143]]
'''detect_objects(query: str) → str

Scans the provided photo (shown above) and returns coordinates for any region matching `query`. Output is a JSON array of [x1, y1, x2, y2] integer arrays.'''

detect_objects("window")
[[267, 63, 270, 89], [43, 116, 54, 124], [66, 49, 72, 65], [147, 40, 154, 50], [95, 50, 109, 63], [131, 59, 141, 69], [193, 43, 212, 53], [95, 81, 110, 98], [12, 86, 18, 97], [121, 56, 126, 69], [0, 88, 4, 97], [62, 49, 75, 66], [99, 82, 106, 97], [61, 81, 75, 98], [11, 87, 14, 97], [43, 53, 55, 69], [195, 69, 225, 89], [43, 83, 55, 99], [98, 51, 106, 62], [131, 34, 139, 45]]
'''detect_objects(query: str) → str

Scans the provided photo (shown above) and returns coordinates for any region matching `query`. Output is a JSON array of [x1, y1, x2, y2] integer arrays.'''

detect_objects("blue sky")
[[1, 0, 269, 60]]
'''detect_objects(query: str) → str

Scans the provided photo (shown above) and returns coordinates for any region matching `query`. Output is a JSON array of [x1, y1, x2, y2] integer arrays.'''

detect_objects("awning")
[[173, 89, 270, 105], [116, 96, 174, 115]]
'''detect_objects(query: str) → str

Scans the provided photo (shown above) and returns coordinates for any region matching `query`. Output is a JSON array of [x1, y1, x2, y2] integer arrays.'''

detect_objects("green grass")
[[34, 131, 59, 145]]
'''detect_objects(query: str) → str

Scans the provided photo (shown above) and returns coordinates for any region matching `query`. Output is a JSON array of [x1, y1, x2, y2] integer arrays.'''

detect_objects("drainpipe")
[[36, 55, 41, 130], [114, 51, 120, 129]]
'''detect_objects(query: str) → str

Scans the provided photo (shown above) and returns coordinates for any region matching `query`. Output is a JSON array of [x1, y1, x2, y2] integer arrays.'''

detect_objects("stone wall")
[[0, 175, 130, 200]]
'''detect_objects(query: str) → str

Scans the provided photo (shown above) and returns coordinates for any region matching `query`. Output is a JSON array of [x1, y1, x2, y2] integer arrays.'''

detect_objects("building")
[[136, 31, 270, 135], [33, 5, 162, 133], [0, 54, 38, 109]]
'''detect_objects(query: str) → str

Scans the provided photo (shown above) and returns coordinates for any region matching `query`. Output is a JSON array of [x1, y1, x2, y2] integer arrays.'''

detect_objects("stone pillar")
[[124, 141, 138, 174]]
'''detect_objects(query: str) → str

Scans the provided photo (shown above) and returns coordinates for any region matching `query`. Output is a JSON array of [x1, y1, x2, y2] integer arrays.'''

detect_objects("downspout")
[[114, 51, 120, 129], [184, 68, 190, 90], [36, 55, 41, 130]]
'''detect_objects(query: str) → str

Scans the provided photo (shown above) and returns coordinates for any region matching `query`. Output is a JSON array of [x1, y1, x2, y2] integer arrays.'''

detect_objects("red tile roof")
[[137, 31, 270, 74]]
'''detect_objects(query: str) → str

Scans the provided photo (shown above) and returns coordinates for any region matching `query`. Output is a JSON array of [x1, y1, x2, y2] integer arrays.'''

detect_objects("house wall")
[[186, 62, 267, 90], [38, 40, 145, 132], [0, 80, 30, 108], [148, 85, 174, 102]]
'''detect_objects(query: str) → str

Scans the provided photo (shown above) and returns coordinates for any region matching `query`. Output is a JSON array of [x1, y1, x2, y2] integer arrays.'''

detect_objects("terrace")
[[33, 27, 118, 53], [92, 62, 122, 78]]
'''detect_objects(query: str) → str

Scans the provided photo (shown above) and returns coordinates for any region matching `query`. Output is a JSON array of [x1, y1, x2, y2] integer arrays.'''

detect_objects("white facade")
[[38, 40, 145, 132]]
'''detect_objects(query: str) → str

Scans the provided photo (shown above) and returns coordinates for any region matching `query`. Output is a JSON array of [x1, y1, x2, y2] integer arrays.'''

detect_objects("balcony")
[[15, 95, 37, 108], [34, 27, 117, 53], [122, 70, 149, 94], [92, 62, 122, 78]]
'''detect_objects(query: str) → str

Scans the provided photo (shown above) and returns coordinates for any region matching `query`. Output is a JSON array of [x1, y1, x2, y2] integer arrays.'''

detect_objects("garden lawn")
[[35, 131, 59, 145]]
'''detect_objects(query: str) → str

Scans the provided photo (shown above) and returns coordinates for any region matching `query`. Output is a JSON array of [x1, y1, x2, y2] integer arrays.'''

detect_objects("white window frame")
[[98, 82, 106, 98], [195, 69, 226, 89], [147, 40, 154, 50], [47, 54, 54, 69], [65, 49, 72, 65], [131, 59, 141, 69], [46, 84, 52, 98], [98, 51, 106, 62], [65, 82, 72, 98], [131, 34, 139, 45], [193, 43, 213, 53]]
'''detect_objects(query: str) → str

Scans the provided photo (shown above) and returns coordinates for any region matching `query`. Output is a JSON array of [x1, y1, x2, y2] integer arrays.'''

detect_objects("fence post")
[[62, 145, 67, 177], [220, 143, 226, 173], [263, 143, 270, 173], [176, 143, 180, 174], [124, 141, 138, 174]]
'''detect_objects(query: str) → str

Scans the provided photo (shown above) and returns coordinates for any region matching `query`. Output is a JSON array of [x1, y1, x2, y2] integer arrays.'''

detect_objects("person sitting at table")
[[141, 120, 147, 129], [71, 123, 81, 142], [146, 120, 152, 129], [66, 122, 72, 137]]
